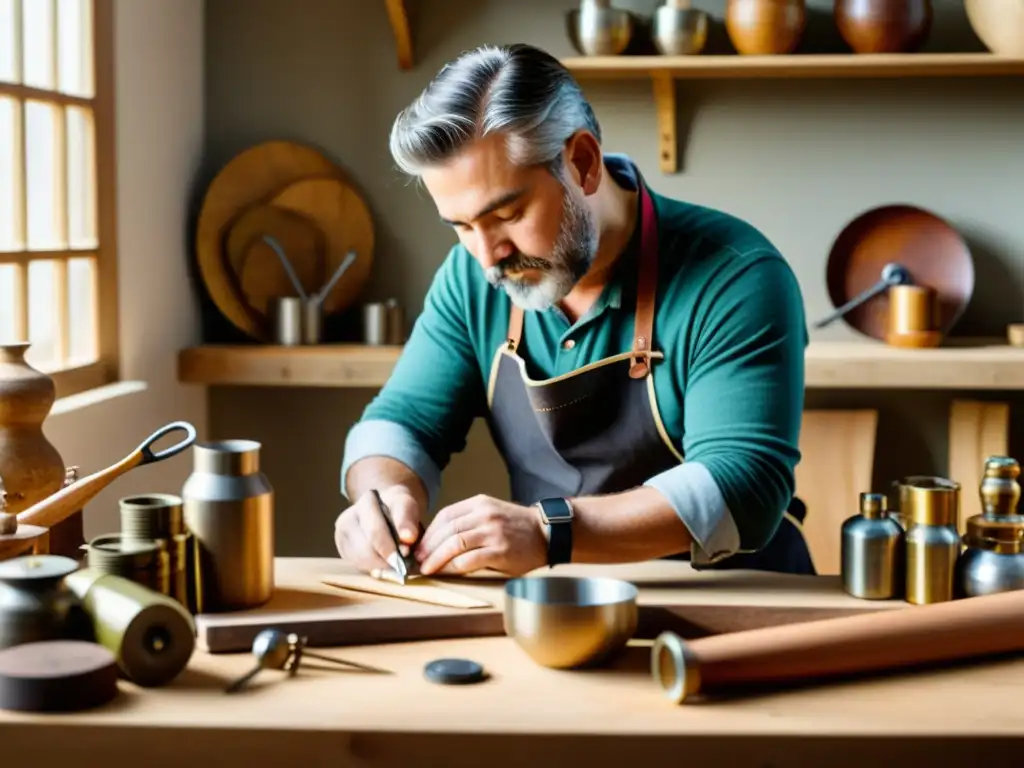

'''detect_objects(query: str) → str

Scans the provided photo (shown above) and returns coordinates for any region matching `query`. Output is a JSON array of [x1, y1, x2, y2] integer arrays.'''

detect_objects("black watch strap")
[[536, 497, 574, 567]]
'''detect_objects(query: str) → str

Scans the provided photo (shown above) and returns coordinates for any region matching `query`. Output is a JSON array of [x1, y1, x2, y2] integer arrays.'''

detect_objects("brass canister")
[[888, 285, 937, 335], [900, 476, 961, 604], [118, 494, 194, 611], [86, 534, 171, 597], [182, 440, 275, 613]]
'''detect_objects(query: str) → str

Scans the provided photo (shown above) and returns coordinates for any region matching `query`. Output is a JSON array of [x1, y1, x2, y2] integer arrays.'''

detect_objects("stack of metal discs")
[[85, 534, 170, 595], [115, 494, 193, 609]]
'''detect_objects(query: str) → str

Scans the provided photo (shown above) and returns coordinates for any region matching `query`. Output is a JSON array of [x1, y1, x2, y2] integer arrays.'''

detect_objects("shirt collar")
[[589, 154, 645, 314]]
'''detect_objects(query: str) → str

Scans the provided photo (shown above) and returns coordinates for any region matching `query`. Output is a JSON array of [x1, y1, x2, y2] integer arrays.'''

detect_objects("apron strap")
[[507, 302, 525, 352], [504, 174, 660, 368], [629, 182, 659, 380]]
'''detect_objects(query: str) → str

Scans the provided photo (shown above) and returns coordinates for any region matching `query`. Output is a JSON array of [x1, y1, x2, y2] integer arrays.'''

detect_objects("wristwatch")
[[534, 497, 574, 567]]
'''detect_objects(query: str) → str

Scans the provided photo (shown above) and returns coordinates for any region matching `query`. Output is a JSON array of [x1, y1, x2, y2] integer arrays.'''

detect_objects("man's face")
[[421, 133, 598, 311]]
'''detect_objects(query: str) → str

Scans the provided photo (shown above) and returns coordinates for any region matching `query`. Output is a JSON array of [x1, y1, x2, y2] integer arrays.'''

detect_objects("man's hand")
[[334, 485, 422, 574], [414, 495, 548, 577]]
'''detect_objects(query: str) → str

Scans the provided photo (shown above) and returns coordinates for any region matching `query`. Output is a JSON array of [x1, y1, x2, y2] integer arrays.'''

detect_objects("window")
[[0, 0, 116, 398]]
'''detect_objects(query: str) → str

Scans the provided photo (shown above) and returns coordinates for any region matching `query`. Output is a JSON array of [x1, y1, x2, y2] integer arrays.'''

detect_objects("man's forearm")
[[569, 486, 693, 563], [344, 456, 429, 513]]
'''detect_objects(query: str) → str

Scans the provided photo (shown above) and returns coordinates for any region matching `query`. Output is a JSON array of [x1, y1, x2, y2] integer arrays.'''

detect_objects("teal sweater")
[[342, 155, 807, 561]]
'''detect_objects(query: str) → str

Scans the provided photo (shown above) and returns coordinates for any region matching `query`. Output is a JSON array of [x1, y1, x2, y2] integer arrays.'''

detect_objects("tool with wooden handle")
[[651, 587, 1024, 704], [0, 422, 197, 561]]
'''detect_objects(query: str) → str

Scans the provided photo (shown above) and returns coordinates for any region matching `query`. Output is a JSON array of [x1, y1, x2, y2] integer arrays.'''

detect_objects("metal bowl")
[[503, 575, 639, 669], [653, 6, 709, 55], [566, 6, 635, 56]]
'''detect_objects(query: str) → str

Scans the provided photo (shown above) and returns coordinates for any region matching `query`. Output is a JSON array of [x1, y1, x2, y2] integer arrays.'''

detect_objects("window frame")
[[0, 0, 118, 399]]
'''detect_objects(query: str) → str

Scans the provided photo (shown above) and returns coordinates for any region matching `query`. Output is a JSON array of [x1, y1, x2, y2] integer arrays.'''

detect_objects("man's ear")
[[563, 130, 602, 196]]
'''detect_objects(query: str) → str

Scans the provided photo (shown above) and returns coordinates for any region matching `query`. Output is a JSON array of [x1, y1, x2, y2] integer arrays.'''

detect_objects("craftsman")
[[334, 43, 812, 579]]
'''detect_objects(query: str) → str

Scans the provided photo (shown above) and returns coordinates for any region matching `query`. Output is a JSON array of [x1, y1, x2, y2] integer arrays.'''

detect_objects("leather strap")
[[629, 181, 659, 379], [504, 174, 659, 373]]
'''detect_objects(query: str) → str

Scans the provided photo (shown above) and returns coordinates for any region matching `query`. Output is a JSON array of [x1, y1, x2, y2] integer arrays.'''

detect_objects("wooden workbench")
[[2, 558, 1023, 767]]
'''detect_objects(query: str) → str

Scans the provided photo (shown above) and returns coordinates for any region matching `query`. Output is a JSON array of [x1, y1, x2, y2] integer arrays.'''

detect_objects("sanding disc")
[[0, 640, 119, 712], [423, 658, 487, 685]]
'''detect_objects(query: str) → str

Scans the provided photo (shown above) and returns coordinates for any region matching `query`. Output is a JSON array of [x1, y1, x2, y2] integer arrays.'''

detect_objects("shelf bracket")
[[385, 0, 414, 70], [651, 73, 678, 174]]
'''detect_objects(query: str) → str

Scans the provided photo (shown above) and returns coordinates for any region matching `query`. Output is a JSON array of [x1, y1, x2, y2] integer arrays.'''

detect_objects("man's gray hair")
[[389, 44, 602, 178]]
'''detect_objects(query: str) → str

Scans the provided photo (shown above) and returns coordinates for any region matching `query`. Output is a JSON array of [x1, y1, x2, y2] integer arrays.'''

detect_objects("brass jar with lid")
[[955, 456, 1024, 598], [900, 476, 961, 604]]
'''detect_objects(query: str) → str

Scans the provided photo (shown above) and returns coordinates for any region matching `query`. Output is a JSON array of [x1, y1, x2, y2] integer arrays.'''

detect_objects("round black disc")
[[423, 658, 486, 685]]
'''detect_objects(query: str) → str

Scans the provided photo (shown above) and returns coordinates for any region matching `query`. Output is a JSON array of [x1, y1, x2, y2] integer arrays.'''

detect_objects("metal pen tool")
[[370, 489, 417, 584]]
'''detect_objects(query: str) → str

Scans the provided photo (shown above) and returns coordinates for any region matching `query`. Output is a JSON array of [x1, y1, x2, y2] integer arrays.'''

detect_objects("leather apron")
[[482, 175, 815, 575]]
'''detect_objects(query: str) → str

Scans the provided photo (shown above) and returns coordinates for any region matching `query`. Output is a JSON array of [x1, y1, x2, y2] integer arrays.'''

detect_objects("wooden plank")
[[177, 338, 1024, 390], [948, 400, 1011, 529], [796, 410, 879, 576], [562, 52, 1024, 80], [194, 557, 906, 653]]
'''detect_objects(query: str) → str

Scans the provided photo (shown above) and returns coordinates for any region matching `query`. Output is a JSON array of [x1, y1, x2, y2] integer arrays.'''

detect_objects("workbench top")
[[2, 558, 1022, 767]]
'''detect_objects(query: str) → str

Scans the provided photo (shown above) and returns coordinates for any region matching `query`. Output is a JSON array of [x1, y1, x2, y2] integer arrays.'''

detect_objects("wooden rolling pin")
[[651, 587, 1024, 703]]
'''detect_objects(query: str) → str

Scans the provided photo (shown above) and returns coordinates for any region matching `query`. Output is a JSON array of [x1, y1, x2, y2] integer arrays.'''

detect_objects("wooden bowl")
[[824, 204, 975, 342], [966, 0, 1024, 56], [834, 0, 932, 54], [725, 0, 806, 55]]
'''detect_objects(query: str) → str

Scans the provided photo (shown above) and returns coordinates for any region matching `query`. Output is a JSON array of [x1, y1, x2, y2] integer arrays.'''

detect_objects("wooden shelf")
[[561, 53, 1024, 173], [384, 0, 413, 70], [178, 338, 1024, 391]]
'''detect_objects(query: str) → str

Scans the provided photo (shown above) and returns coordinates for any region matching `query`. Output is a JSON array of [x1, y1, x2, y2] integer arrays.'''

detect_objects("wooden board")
[[194, 557, 907, 653], [796, 410, 879, 575], [177, 338, 1024, 390], [194, 140, 344, 340], [321, 572, 494, 609], [948, 399, 1010, 529]]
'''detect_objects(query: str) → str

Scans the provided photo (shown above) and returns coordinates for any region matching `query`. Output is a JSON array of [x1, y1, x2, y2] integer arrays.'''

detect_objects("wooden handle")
[[16, 450, 143, 531], [652, 588, 1024, 703]]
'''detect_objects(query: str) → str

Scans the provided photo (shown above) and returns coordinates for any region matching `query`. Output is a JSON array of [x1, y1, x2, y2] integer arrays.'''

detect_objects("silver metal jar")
[[181, 440, 275, 613], [956, 456, 1024, 598], [841, 492, 904, 600]]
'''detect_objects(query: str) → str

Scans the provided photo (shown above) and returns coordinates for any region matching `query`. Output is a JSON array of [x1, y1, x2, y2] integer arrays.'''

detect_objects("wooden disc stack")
[[195, 140, 376, 341]]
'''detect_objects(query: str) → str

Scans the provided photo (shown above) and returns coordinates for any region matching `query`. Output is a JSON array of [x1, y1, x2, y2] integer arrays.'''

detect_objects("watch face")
[[539, 498, 573, 524]]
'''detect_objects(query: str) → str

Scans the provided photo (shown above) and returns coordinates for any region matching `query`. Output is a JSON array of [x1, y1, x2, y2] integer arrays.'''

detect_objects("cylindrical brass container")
[[65, 568, 195, 687], [888, 284, 936, 335], [182, 440, 274, 613], [119, 493, 184, 544], [86, 534, 171, 597], [901, 476, 961, 605]]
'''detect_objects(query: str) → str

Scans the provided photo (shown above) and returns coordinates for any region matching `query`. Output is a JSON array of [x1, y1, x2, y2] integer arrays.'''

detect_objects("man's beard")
[[484, 185, 598, 312]]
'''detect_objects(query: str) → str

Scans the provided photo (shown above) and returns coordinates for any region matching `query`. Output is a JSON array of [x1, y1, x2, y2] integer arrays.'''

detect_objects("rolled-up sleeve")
[[644, 249, 807, 562], [341, 248, 486, 511]]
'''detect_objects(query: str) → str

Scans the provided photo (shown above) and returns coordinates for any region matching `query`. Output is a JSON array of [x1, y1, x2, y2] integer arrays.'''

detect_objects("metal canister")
[[956, 456, 1024, 598], [841, 492, 904, 600], [118, 494, 193, 610], [182, 440, 274, 613], [85, 534, 171, 597], [901, 476, 961, 605]]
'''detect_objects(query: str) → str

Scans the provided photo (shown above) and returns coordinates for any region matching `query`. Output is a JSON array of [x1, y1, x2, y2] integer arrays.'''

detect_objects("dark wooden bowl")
[[834, 0, 932, 53], [725, 0, 807, 55], [824, 204, 975, 341]]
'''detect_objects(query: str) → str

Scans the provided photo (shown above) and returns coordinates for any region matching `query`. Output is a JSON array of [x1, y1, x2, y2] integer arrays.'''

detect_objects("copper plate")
[[825, 204, 975, 341]]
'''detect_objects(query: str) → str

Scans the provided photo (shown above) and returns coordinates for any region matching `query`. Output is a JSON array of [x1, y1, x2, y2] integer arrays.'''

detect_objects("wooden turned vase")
[[726, 0, 807, 55], [834, 0, 933, 53], [0, 343, 66, 514]]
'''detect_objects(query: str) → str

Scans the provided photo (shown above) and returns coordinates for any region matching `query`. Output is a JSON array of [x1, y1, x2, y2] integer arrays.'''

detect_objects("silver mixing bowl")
[[503, 575, 639, 669]]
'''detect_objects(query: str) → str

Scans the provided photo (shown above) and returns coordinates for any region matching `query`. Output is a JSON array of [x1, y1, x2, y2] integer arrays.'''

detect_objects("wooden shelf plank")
[[178, 338, 1024, 391], [178, 344, 404, 388], [562, 52, 1024, 80]]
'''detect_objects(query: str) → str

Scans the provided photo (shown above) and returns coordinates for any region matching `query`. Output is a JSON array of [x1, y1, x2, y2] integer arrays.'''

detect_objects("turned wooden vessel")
[[726, 0, 807, 55], [0, 343, 66, 515], [834, 0, 932, 54]]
